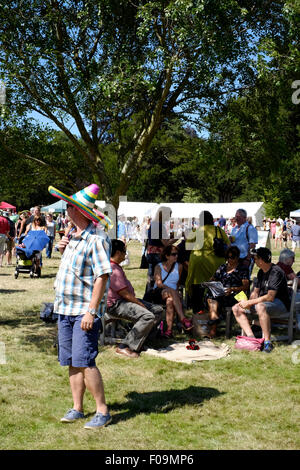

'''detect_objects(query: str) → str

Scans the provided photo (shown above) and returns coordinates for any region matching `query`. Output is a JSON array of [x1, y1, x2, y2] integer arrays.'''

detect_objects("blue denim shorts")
[[58, 315, 101, 367], [251, 298, 287, 317]]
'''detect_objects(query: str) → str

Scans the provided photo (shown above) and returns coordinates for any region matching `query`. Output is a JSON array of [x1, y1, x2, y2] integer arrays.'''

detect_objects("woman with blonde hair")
[[25, 215, 47, 235]]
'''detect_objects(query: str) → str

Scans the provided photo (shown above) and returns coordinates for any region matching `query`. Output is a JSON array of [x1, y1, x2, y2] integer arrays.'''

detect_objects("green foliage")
[[0, 1, 291, 206], [0, 124, 91, 208]]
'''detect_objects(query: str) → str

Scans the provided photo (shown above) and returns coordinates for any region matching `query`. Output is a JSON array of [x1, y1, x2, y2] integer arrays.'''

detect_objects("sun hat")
[[48, 184, 113, 229]]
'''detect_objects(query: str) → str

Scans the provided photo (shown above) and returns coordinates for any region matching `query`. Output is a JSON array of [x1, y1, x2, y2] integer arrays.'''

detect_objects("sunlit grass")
[[0, 241, 299, 449]]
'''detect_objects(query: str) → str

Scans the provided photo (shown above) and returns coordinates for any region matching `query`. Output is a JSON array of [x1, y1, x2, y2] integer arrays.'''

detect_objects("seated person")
[[153, 245, 193, 338], [277, 248, 300, 330], [206, 246, 249, 338], [232, 247, 290, 353], [106, 239, 163, 359]]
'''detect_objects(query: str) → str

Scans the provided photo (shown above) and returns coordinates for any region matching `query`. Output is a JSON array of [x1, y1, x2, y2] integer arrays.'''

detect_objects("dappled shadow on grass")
[[23, 330, 58, 351], [0, 312, 38, 328], [109, 386, 223, 424], [0, 307, 57, 350], [0, 289, 27, 294], [39, 273, 57, 279]]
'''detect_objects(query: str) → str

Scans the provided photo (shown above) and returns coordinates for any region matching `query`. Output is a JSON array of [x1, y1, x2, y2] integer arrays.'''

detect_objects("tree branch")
[[0, 138, 78, 191]]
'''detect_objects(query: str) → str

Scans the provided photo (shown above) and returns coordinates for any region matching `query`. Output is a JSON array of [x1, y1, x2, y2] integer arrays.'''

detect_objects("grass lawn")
[[0, 240, 299, 450]]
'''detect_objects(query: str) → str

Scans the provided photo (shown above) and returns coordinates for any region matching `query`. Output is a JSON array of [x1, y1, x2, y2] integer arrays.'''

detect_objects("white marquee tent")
[[96, 200, 265, 227], [290, 209, 300, 219]]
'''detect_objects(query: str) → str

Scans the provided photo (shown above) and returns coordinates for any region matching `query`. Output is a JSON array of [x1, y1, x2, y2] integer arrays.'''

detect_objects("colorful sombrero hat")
[[48, 184, 113, 229]]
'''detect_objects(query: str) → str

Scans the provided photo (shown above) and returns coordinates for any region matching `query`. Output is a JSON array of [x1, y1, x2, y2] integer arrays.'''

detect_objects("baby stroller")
[[14, 231, 50, 279]]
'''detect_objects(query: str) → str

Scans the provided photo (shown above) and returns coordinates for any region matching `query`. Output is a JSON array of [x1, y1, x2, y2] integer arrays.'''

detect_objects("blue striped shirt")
[[54, 223, 112, 316]]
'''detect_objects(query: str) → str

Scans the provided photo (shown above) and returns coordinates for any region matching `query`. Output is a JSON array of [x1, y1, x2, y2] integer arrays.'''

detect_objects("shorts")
[[251, 298, 287, 317], [0, 234, 6, 254], [6, 238, 15, 252], [57, 314, 102, 368], [292, 240, 300, 249]]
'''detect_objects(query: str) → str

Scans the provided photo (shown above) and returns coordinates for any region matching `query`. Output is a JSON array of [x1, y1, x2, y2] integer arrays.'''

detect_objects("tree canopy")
[[0, 0, 292, 208]]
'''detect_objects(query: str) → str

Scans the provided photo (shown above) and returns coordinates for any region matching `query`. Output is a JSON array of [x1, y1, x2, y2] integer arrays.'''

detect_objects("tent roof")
[[96, 201, 158, 220], [290, 209, 300, 218], [161, 202, 264, 219], [41, 200, 67, 213], [96, 200, 265, 225], [0, 201, 16, 210]]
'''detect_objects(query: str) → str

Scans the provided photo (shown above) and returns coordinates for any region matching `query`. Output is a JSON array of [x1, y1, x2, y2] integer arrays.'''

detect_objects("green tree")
[[0, 0, 287, 207], [0, 124, 90, 207]]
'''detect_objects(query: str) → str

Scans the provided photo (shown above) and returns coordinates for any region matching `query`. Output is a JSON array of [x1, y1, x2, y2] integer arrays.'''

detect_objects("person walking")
[[291, 221, 300, 252], [0, 210, 10, 267], [48, 183, 114, 429], [45, 213, 56, 258]]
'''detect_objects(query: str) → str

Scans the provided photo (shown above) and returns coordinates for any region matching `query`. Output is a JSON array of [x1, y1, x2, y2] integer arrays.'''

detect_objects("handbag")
[[235, 335, 264, 351], [143, 262, 176, 303], [213, 226, 227, 258], [143, 286, 164, 303]]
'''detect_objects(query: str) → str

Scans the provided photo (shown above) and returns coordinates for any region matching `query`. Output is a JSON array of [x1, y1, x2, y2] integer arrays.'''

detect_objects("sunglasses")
[[226, 255, 237, 260], [170, 252, 178, 256]]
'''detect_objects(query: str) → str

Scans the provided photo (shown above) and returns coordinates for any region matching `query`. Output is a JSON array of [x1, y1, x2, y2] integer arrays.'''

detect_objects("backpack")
[[40, 303, 58, 323]]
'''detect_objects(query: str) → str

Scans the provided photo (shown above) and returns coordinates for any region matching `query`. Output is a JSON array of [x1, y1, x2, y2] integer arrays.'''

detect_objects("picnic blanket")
[[144, 340, 230, 364]]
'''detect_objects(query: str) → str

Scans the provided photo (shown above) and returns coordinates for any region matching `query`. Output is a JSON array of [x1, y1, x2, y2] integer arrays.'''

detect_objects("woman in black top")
[[207, 246, 249, 337]]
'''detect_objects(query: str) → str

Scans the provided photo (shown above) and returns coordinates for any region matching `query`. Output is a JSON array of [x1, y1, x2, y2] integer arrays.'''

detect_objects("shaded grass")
[[0, 242, 299, 450]]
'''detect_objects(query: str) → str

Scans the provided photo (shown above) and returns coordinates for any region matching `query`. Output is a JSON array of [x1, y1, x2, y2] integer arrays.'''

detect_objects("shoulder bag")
[[143, 262, 176, 303], [213, 226, 227, 258]]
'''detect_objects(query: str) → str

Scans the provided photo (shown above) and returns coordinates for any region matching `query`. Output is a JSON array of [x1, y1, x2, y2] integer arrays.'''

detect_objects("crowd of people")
[[118, 213, 300, 250], [142, 206, 300, 347], [0, 186, 300, 429]]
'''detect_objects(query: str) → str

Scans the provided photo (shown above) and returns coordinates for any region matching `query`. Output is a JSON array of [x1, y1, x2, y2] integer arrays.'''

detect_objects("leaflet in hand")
[[201, 281, 225, 298]]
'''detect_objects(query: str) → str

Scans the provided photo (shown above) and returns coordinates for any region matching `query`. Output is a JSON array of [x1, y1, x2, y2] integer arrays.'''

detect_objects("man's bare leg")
[[69, 366, 85, 413], [255, 304, 271, 341], [83, 366, 108, 415], [232, 304, 254, 337]]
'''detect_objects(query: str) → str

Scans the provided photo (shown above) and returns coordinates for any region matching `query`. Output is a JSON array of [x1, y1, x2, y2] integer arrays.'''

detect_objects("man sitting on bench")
[[106, 239, 163, 359], [232, 247, 290, 353]]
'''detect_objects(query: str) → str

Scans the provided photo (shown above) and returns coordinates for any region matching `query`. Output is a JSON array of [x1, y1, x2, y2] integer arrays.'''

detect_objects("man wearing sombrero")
[[49, 183, 113, 429]]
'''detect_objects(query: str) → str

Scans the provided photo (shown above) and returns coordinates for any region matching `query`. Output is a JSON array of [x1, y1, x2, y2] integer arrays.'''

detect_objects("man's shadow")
[[105, 386, 223, 423]]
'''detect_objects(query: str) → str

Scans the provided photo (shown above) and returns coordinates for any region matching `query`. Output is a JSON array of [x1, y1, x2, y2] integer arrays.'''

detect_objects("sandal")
[[182, 317, 193, 331], [162, 329, 173, 339]]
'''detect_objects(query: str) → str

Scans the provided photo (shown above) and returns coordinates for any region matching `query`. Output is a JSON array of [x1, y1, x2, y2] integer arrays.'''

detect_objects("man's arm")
[[239, 288, 276, 310], [81, 274, 109, 331], [117, 287, 148, 309], [287, 271, 300, 287]]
